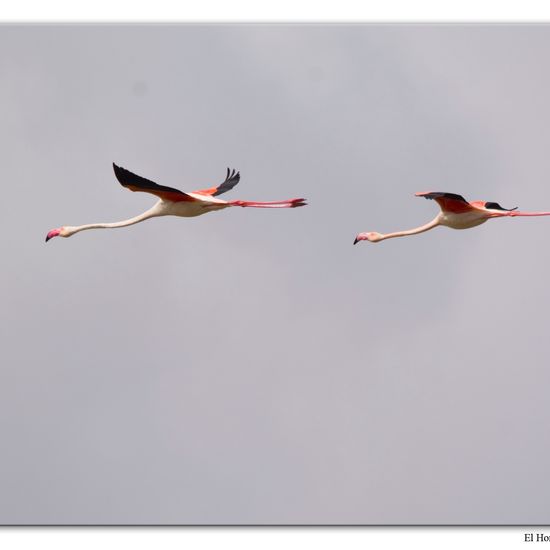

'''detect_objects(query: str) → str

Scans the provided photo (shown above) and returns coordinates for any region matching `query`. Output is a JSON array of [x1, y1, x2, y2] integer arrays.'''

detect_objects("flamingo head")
[[45, 226, 73, 242], [353, 232, 383, 244]]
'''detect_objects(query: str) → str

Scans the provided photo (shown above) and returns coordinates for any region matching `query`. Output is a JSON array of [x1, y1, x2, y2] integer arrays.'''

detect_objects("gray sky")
[[2, 24, 550, 524]]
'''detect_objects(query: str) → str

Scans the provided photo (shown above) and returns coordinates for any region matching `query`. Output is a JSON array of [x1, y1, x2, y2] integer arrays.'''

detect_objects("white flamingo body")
[[438, 209, 490, 229], [354, 191, 550, 244], [46, 164, 306, 241], [160, 195, 230, 217]]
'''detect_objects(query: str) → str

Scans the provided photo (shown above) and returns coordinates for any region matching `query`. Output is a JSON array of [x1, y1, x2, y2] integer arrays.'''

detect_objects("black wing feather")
[[212, 168, 240, 196], [485, 201, 518, 211], [112, 163, 187, 196], [420, 192, 468, 203]]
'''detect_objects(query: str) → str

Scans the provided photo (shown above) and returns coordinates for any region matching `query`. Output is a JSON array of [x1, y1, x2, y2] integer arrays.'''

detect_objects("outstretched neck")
[[379, 216, 441, 241], [67, 201, 164, 236]]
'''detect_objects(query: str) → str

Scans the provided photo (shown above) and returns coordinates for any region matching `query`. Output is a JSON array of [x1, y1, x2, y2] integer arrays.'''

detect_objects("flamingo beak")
[[353, 237, 359, 245], [45, 229, 61, 242]]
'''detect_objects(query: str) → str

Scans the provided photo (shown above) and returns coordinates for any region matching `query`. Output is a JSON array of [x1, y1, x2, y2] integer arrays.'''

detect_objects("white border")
[[2, 0, 550, 22], [0, 526, 543, 550]]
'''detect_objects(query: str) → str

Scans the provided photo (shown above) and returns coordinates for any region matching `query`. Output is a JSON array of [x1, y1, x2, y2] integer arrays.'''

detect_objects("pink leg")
[[229, 198, 306, 208], [507, 211, 550, 217]]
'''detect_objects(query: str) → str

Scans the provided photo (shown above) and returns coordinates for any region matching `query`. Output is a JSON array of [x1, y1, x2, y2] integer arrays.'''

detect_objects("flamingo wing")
[[112, 163, 196, 203], [194, 168, 241, 196], [484, 201, 518, 211], [415, 191, 474, 213]]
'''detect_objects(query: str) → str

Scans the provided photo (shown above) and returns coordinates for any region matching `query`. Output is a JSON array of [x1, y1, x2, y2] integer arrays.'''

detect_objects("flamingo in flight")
[[354, 191, 550, 244], [46, 163, 306, 242]]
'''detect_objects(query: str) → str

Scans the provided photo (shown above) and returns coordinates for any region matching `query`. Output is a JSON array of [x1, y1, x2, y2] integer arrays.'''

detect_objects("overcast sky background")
[[2, 25, 550, 524]]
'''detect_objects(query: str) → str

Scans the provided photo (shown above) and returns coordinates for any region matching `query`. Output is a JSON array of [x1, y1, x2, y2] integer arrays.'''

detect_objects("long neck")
[[379, 216, 441, 241], [68, 202, 164, 236]]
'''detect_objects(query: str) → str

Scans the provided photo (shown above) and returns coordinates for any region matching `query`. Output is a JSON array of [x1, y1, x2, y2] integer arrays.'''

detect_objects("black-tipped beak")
[[45, 229, 59, 242], [353, 237, 359, 245]]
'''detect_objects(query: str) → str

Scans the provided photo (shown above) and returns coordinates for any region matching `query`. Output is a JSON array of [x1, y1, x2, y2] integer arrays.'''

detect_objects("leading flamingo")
[[354, 191, 550, 244], [46, 163, 306, 242]]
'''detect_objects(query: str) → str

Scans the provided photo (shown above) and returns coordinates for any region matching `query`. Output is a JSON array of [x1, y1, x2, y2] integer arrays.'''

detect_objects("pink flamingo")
[[46, 163, 306, 242], [354, 191, 550, 244]]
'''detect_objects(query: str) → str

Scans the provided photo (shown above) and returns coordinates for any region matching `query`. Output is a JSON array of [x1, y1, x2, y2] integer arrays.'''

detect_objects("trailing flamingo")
[[354, 191, 550, 244]]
